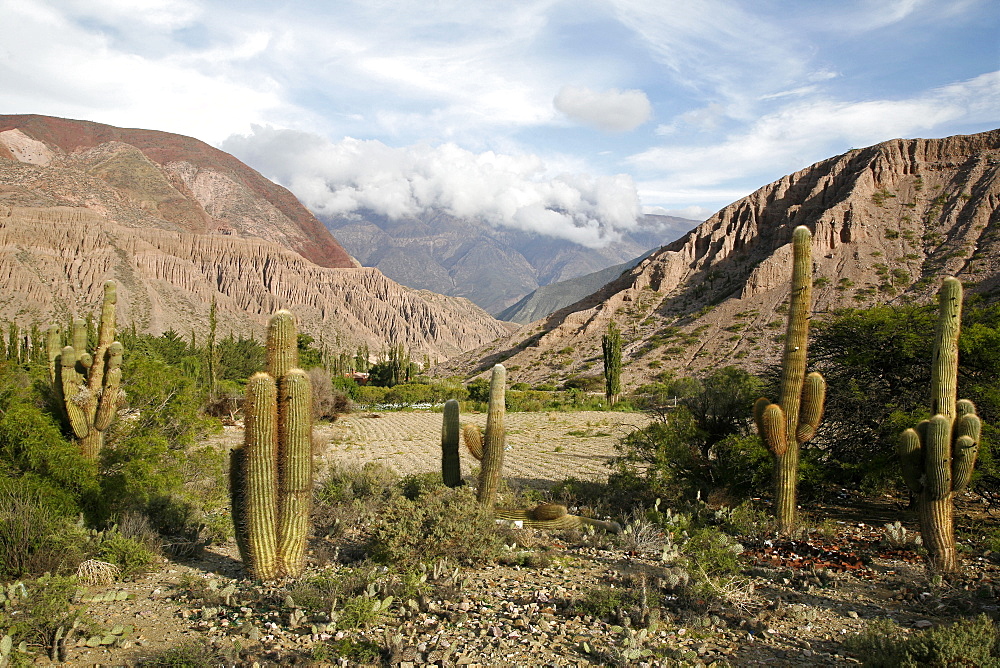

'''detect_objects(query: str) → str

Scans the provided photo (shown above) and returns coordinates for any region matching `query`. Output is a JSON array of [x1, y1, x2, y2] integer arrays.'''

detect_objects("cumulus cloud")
[[222, 126, 642, 248], [554, 86, 652, 132], [631, 71, 1000, 190]]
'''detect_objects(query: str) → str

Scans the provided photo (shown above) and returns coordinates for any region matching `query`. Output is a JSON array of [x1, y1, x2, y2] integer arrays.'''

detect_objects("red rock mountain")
[[439, 129, 1000, 385], [0, 114, 354, 268], [0, 115, 510, 359]]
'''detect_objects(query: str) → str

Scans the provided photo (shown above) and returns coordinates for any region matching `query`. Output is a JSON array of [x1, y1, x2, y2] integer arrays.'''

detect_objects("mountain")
[[497, 248, 657, 324], [321, 210, 696, 314], [0, 115, 510, 359], [436, 129, 1000, 385]]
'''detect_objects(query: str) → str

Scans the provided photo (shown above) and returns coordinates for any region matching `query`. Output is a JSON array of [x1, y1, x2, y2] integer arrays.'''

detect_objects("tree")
[[602, 321, 622, 405]]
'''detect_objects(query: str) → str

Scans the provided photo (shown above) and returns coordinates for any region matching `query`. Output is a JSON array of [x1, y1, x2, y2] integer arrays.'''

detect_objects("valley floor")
[[36, 411, 1000, 667]]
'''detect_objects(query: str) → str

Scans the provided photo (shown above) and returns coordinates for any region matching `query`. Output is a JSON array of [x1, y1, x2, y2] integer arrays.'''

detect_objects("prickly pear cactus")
[[46, 281, 124, 459], [898, 277, 981, 573]]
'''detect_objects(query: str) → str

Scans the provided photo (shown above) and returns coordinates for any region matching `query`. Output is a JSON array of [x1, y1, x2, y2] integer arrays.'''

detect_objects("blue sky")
[[2, 0, 998, 247]]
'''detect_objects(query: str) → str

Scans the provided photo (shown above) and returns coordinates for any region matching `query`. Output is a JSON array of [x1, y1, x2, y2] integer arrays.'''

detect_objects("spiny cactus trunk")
[[477, 364, 506, 508], [602, 321, 622, 406], [441, 399, 462, 487], [898, 277, 977, 573], [753, 227, 825, 534], [277, 368, 313, 577], [242, 372, 280, 579]]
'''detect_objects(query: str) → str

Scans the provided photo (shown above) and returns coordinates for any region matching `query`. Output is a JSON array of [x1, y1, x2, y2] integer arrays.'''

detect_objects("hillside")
[[322, 210, 696, 314], [0, 116, 510, 359], [497, 248, 657, 324], [437, 129, 1000, 385]]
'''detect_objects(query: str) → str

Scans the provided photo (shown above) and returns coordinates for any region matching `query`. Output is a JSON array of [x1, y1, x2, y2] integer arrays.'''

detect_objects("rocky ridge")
[[437, 129, 1000, 385]]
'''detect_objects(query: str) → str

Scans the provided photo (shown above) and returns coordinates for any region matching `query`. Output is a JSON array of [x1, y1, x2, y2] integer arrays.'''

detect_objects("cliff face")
[[439, 129, 1000, 384], [0, 205, 510, 359], [0, 114, 356, 268], [0, 115, 511, 359]]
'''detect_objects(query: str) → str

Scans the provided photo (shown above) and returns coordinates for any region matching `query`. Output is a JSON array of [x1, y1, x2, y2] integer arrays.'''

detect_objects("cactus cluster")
[[898, 277, 980, 572], [753, 226, 826, 532], [230, 310, 313, 580], [46, 281, 124, 460]]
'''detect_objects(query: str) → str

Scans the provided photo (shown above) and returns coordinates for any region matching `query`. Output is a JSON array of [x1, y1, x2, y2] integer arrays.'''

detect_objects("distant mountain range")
[[438, 129, 1000, 386], [321, 210, 696, 315], [0, 115, 509, 360], [497, 248, 657, 324]]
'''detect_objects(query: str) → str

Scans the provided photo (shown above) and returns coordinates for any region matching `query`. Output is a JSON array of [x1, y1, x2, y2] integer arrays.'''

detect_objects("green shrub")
[[0, 574, 88, 650], [366, 487, 507, 567], [313, 637, 384, 664], [0, 480, 90, 580], [138, 641, 229, 667], [681, 527, 745, 577], [711, 434, 772, 499], [317, 463, 398, 505], [398, 472, 446, 500], [97, 533, 157, 577], [846, 615, 1000, 667], [0, 401, 99, 514]]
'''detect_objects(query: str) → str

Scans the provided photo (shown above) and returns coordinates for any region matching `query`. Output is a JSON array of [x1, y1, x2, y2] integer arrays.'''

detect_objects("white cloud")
[[553, 85, 652, 132], [222, 126, 642, 248], [631, 71, 1000, 191]]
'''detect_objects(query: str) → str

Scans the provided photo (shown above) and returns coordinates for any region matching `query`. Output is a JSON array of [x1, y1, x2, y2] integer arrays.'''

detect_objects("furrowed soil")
[[28, 410, 1000, 667]]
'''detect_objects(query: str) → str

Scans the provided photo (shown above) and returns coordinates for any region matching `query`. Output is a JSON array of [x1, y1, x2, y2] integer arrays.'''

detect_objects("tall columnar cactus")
[[476, 364, 506, 508], [230, 310, 314, 580], [753, 226, 826, 533], [602, 321, 622, 406], [898, 277, 980, 573], [47, 281, 124, 460], [441, 399, 463, 487]]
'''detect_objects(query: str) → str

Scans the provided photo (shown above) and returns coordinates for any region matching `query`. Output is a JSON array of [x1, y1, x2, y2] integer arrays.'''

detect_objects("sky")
[[1, 0, 998, 248]]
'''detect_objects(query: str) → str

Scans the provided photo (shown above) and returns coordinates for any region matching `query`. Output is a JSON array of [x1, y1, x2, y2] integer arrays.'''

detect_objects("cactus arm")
[[72, 319, 90, 369], [243, 371, 279, 580], [441, 399, 462, 488], [495, 508, 622, 533], [760, 403, 787, 456], [952, 435, 979, 493], [87, 282, 117, 393], [266, 310, 298, 379], [276, 368, 313, 577], [897, 428, 924, 494], [230, 447, 249, 565], [46, 325, 61, 384], [924, 414, 953, 501], [462, 423, 483, 461], [752, 397, 770, 435], [796, 372, 826, 444], [59, 346, 90, 439], [477, 364, 506, 508], [93, 342, 123, 431]]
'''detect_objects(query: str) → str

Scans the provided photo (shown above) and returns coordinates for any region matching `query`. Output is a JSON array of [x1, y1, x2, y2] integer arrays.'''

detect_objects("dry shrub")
[[309, 368, 352, 421]]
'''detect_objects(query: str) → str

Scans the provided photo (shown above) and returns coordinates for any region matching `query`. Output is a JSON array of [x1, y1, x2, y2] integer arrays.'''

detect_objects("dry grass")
[[314, 410, 649, 487]]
